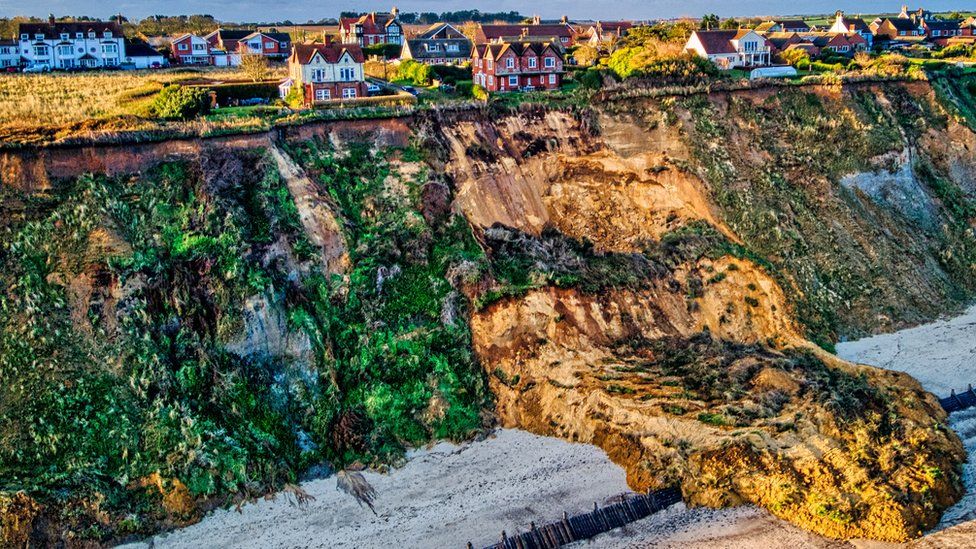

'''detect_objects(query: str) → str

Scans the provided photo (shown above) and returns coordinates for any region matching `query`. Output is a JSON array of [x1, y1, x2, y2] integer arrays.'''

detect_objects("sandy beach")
[[125, 305, 976, 549]]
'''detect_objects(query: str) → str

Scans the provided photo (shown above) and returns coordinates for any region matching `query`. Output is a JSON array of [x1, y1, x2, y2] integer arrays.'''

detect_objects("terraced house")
[[18, 19, 125, 69], [282, 41, 367, 105], [471, 41, 564, 92], [0, 40, 18, 69]]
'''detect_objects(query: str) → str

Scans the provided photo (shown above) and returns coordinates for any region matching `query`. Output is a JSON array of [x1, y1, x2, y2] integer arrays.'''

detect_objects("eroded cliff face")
[[2, 79, 975, 544], [430, 81, 976, 540]]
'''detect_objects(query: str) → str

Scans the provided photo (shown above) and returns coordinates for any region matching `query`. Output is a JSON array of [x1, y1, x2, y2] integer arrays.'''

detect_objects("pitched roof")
[[474, 41, 564, 61], [341, 12, 400, 34], [693, 30, 739, 54], [417, 23, 464, 40], [838, 17, 870, 32], [404, 37, 472, 59], [241, 31, 290, 42], [209, 29, 252, 40], [773, 19, 810, 29], [291, 42, 365, 64], [124, 40, 162, 57], [18, 21, 122, 39], [925, 19, 961, 31], [477, 23, 575, 42], [885, 18, 921, 32]]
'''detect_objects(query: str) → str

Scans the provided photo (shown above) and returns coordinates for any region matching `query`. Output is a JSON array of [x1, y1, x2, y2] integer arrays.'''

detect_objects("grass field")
[[0, 66, 286, 139]]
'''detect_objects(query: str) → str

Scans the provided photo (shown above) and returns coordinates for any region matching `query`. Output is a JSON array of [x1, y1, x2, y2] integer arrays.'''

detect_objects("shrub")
[[430, 64, 470, 84], [363, 43, 402, 59], [396, 59, 433, 86], [149, 85, 210, 120], [579, 69, 604, 90], [284, 85, 305, 108], [208, 82, 280, 105], [239, 52, 271, 82], [472, 84, 488, 101], [455, 80, 474, 97]]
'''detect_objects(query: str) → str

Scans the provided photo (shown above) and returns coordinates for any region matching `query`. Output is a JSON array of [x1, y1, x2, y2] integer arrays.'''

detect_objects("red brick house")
[[284, 42, 367, 106], [204, 29, 252, 52], [339, 8, 403, 46], [171, 34, 212, 65], [237, 31, 291, 59], [471, 41, 564, 93], [475, 20, 578, 48]]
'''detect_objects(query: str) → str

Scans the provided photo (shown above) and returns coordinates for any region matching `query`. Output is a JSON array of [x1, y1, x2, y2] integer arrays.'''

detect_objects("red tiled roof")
[[693, 30, 739, 54], [292, 43, 365, 64], [477, 23, 575, 42]]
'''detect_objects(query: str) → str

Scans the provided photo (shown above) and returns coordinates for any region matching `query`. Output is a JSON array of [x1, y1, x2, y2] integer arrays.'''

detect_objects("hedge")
[[204, 82, 281, 104]]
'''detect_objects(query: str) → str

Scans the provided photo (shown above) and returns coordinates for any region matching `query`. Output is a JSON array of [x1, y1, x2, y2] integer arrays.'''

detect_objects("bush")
[[208, 82, 280, 105], [455, 80, 474, 97], [395, 59, 432, 86], [472, 84, 488, 101], [579, 69, 604, 90], [430, 63, 470, 84], [149, 85, 210, 120], [363, 43, 402, 59], [284, 85, 304, 108]]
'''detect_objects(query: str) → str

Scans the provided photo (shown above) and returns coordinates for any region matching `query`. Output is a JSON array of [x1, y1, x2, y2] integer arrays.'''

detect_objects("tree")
[[573, 45, 600, 67], [700, 14, 720, 30], [395, 59, 432, 86], [719, 18, 740, 30], [150, 85, 210, 120], [240, 53, 270, 82], [284, 85, 305, 108]]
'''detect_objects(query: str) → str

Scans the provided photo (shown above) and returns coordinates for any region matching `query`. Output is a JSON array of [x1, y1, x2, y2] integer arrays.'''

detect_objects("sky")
[[0, 0, 973, 23]]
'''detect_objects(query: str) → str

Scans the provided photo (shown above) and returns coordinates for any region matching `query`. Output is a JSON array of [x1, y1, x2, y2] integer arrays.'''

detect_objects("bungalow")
[[828, 11, 874, 48], [400, 23, 472, 65], [685, 30, 771, 70], [471, 41, 564, 93], [475, 20, 578, 47], [18, 19, 126, 69], [339, 8, 403, 46], [123, 40, 166, 69], [284, 41, 367, 105], [580, 21, 633, 46], [171, 34, 212, 65], [237, 31, 291, 59]]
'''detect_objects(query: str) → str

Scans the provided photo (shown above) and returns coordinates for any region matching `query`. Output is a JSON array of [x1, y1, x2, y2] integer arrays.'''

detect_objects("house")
[[400, 23, 472, 65], [828, 11, 874, 48], [205, 29, 253, 53], [18, 18, 126, 69], [171, 34, 213, 65], [0, 40, 20, 69], [580, 21, 633, 46], [922, 19, 962, 45], [471, 41, 564, 92], [339, 7, 403, 46], [755, 19, 811, 34], [685, 30, 771, 69], [871, 17, 924, 40], [123, 40, 166, 69], [237, 31, 291, 59], [284, 40, 367, 105], [475, 19, 578, 47]]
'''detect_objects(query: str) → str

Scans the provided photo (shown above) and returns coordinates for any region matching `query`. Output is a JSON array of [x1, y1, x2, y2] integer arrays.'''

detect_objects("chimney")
[[900, 5, 909, 18], [560, 15, 568, 24], [48, 14, 56, 25], [391, 6, 399, 19], [532, 15, 541, 25]]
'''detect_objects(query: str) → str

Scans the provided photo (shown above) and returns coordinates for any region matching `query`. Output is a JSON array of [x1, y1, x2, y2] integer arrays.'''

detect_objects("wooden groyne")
[[476, 487, 682, 549], [941, 385, 976, 413]]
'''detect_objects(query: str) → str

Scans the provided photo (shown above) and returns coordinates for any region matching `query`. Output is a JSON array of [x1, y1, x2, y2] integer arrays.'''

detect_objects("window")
[[104, 31, 112, 38], [528, 57, 537, 68], [340, 67, 355, 81], [178, 43, 188, 51], [311, 68, 325, 82], [506, 57, 514, 68], [544, 56, 555, 68], [88, 32, 95, 38], [20, 34, 28, 41], [549, 73, 557, 84], [35, 34, 44, 40], [33, 45, 49, 56], [101, 44, 118, 55], [487, 59, 493, 70], [342, 87, 357, 98], [315, 88, 330, 100], [447, 43, 458, 52], [509, 75, 518, 86], [76, 32, 83, 38], [56, 45, 72, 56], [60, 33, 69, 40]]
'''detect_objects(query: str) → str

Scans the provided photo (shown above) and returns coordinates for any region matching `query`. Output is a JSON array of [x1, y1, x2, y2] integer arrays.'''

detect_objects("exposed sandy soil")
[[124, 306, 976, 549]]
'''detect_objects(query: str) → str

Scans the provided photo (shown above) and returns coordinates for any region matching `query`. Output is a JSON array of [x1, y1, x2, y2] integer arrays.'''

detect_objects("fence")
[[475, 487, 682, 549]]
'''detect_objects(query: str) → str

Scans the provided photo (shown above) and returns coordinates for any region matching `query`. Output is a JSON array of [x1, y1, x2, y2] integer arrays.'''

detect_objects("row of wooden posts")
[[940, 384, 976, 413], [472, 487, 683, 549]]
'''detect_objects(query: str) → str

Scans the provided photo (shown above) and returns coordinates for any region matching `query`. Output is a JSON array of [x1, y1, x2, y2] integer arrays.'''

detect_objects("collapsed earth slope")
[[2, 77, 975, 544]]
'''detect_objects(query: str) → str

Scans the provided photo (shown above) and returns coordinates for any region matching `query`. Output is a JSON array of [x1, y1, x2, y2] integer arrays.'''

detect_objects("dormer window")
[[88, 32, 95, 38], [76, 32, 83, 38], [104, 31, 112, 38], [506, 57, 514, 68], [20, 34, 28, 41], [60, 33, 69, 40], [35, 34, 44, 40], [544, 56, 555, 68]]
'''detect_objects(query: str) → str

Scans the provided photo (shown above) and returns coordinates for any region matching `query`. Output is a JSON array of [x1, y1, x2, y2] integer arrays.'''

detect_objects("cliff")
[[1, 77, 975, 544]]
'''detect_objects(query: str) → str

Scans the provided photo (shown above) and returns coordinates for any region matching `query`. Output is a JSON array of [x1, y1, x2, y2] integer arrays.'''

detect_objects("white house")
[[685, 29, 771, 69], [123, 40, 166, 69], [285, 41, 368, 105], [0, 40, 19, 69], [18, 19, 126, 69]]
